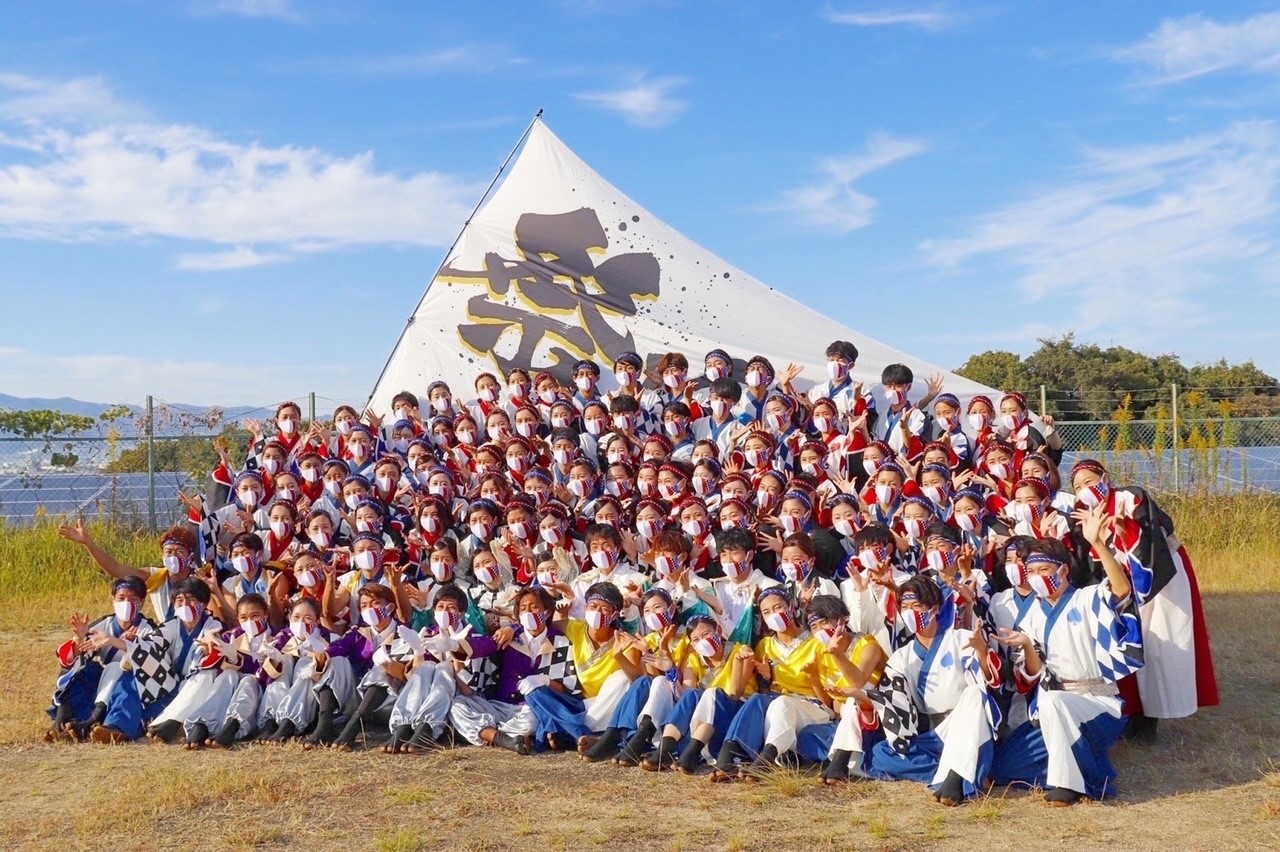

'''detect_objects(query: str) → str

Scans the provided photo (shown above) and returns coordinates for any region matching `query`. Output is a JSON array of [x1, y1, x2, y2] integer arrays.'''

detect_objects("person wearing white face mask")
[[581, 587, 689, 765], [865, 575, 1002, 807], [992, 522, 1141, 806], [735, 355, 776, 424], [450, 587, 561, 754], [184, 593, 283, 749], [310, 584, 414, 750], [57, 521, 199, 623], [456, 498, 502, 584], [645, 530, 721, 623], [691, 383, 749, 468], [328, 532, 403, 628], [258, 598, 341, 744], [709, 527, 779, 646], [640, 352, 694, 429], [258, 498, 300, 566], [211, 534, 271, 626], [522, 582, 644, 752], [45, 575, 158, 744], [569, 358, 603, 412], [692, 348, 743, 410], [838, 524, 909, 654], [872, 363, 934, 462], [140, 579, 226, 746], [806, 340, 865, 418], [709, 587, 828, 781], [569, 526, 647, 630]]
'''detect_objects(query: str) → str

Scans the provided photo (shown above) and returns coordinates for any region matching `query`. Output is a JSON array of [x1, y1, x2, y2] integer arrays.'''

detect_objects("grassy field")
[[1, 498, 1279, 851]]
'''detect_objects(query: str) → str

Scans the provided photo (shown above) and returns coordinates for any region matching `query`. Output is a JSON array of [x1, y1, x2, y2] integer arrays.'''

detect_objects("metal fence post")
[[1171, 383, 1180, 493], [309, 391, 316, 425], [146, 394, 157, 532]]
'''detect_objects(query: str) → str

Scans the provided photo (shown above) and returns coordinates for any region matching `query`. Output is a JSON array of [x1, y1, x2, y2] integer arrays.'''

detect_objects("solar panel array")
[[0, 472, 195, 527]]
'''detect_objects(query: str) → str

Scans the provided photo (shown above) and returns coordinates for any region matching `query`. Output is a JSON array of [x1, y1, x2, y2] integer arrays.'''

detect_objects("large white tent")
[[367, 118, 998, 413]]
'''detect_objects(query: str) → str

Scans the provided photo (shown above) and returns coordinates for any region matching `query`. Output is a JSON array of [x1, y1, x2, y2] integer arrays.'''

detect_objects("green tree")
[[954, 351, 1032, 396]]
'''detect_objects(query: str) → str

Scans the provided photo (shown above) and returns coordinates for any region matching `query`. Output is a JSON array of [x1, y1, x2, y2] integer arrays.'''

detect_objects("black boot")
[[333, 685, 387, 750], [743, 744, 779, 780], [643, 735, 680, 772], [257, 719, 279, 741], [387, 724, 414, 754], [1123, 714, 1159, 746], [210, 719, 240, 749], [933, 770, 966, 806], [148, 719, 183, 743], [582, 727, 624, 762], [493, 731, 531, 755], [711, 740, 742, 780], [304, 689, 338, 748], [267, 719, 296, 743], [678, 737, 707, 774], [407, 722, 437, 752], [616, 718, 657, 766], [185, 721, 209, 749], [1045, 787, 1084, 807], [823, 749, 853, 784]]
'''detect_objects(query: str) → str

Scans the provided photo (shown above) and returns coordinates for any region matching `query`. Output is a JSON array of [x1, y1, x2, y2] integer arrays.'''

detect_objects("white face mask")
[[813, 415, 833, 434], [278, 418, 297, 435], [553, 448, 572, 466], [637, 518, 662, 539], [779, 560, 800, 581], [232, 554, 257, 576], [692, 636, 722, 658], [780, 514, 803, 534], [480, 385, 500, 403], [457, 428, 476, 445], [710, 398, 731, 419], [746, 369, 765, 388], [300, 466, 321, 483], [1028, 565, 1067, 599], [509, 383, 527, 399], [1005, 558, 1028, 588], [766, 413, 787, 432], [568, 478, 589, 497], [240, 617, 266, 638], [345, 494, 362, 510], [470, 522, 491, 541], [263, 458, 281, 475], [857, 548, 881, 572], [277, 488, 296, 502], [175, 603, 199, 624], [763, 610, 791, 633], [584, 609, 608, 630], [923, 485, 947, 506], [538, 389, 558, 405], [539, 526, 562, 546], [644, 610, 671, 632], [987, 462, 1010, 481], [834, 518, 856, 538], [874, 483, 897, 506], [862, 458, 880, 477], [886, 388, 906, 407], [968, 412, 990, 431], [721, 558, 750, 580], [653, 554, 679, 579], [612, 413, 633, 432], [826, 360, 848, 381], [163, 554, 184, 575], [745, 448, 767, 468], [515, 421, 536, 438], [335, 419, 355, 436], [509, 520, 531, 541], [997, 413, 1020, 434], [270, 519, 290, 538], [310, 530, 330, 549], [360, 606, 384, 627], [575, 376, 594, 392], [536, 569, 557, 588], [705, 364, 727, 382], [583, 417, 604, 436], [474, 562, 499, 586], [955, 512, 979, 533], [519, 611, 545, 634], [663, 372, 684, 389], [432, 397, 452, 413], [614, 369, 633, 387], [289, 619, 311, 637], [114, 599, 137, 624], [349, 442, 368, 460], [590, 549, 617, 571], [353, 550, 378, 571], [239, 489, 259, 508], [295, 568, 318, 588], [324, 479, 341, 497], [903, 517, 925, 541]]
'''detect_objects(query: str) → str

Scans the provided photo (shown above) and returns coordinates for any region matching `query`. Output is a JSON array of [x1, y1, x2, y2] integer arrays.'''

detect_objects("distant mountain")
[[0, 394, 266, 431]]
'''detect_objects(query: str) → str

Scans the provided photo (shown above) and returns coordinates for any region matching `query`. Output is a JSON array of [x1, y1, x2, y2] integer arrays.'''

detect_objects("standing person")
[[57, 522, 200, 623]]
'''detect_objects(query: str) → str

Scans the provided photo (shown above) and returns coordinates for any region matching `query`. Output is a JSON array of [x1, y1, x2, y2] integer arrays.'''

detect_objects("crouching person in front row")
[[865, 576, 1002, 806]]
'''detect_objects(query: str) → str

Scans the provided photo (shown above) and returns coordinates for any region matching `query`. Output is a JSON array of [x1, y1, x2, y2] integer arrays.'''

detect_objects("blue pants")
[[662, 688, 743, 756], [721, 692, 779, 759], [607, 675, 654, 734], [868, 731, 994, 798], [48, 661, 104, 723], [991, 721, 1048, 788], [523, 686, 591, 745]]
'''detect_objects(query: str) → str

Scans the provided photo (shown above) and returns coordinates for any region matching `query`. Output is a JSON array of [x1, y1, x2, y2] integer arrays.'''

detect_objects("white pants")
[[449, 694, 537, 745], [154, 669, 219, 726], [637, 677, 678, 738], [931, 683, 994, 786], [828, 706, 868, 776], [583, 670, 633, 733], [388, 662, 457, 734], [764, 695, 832, 755], [1038, 691, 1123, 795]]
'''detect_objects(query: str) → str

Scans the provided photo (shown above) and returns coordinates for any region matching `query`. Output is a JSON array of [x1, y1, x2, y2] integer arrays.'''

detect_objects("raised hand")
[[57, 519, 90, 545], [70, 612, 90, 640]]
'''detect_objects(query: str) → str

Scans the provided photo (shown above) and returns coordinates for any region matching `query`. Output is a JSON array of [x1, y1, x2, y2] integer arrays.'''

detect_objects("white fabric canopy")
[[367, 119, 998, 414]]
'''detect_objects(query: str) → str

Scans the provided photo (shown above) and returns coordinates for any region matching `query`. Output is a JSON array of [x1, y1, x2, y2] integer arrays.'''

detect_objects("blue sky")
[[2, 0, 1279, 407]]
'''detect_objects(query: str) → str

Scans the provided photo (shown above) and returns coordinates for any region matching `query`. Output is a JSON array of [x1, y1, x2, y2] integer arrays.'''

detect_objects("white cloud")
[[824, 5, 955, 31], [0, 73, 482, 262], [921, 121, 1280, 343], [176, 246, 291, 271], [773, 133, 927, 232], [0, 346, 361, 407], [311, 46, 528, 76], [189, 0, 301, 22], [1117, 12, 1280, 84], [575, 76, 687, 127]]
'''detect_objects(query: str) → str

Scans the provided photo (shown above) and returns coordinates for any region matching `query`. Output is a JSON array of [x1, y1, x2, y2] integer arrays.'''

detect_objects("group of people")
[[47, 342, 1218, 807]]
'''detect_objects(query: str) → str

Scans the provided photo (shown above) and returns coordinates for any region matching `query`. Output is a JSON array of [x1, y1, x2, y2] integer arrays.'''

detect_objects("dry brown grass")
[[1, 592, 1278, 851], [3, 503, 1280, 850]]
